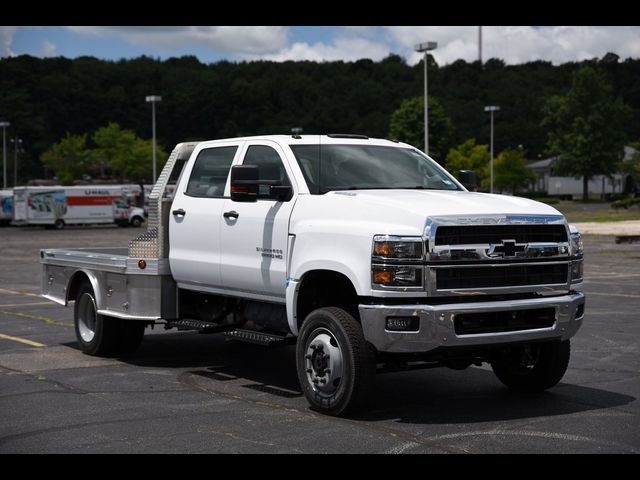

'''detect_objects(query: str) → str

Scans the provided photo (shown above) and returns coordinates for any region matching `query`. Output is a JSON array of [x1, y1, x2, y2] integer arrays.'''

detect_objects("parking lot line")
[[0, 332, 46, 347], [0, 302, 57, 308], [0, 287, 41, 297], [585, 291, 640, 299]]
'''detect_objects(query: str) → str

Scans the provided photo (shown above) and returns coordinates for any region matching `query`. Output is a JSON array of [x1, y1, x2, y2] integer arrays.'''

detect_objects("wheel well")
[[296, 270, 359, 330], [67, 271, 91, 304]]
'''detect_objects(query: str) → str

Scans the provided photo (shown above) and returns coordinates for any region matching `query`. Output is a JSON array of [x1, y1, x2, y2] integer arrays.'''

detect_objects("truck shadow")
[[115, 331, 635, 425]]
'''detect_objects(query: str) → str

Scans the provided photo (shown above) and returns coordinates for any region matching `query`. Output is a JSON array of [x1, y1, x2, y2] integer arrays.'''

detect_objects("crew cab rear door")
[[169, 142, 241, 290], [219, 141, 297, 302]]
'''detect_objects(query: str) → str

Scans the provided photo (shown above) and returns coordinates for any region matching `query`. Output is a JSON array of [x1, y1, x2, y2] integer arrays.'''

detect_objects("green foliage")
[[388, 96, 454, 162], [40, 133, 90, 185], [542, 66, 632, 200], [493, 148, 536, 195], [611, 197, 640, 209], [42, 123, 167, 182], [2, 55, 640, 182], [445, 139, 490, 185]]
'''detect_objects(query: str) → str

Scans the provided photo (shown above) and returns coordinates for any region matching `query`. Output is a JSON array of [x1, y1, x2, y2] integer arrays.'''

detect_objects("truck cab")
[[41, 135, 585, 416]]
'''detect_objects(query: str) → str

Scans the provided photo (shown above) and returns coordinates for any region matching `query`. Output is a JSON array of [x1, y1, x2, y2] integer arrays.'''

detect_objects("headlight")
[[570, 231, 583, 256], [570, 260, 584, 282], [372, 265, 423, 288], [372, 235, 423, 261]]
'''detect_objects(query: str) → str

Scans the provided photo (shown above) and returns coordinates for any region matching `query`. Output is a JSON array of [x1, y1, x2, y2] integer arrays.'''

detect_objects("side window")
[[243, 145, 292, 199], [186, 146, 237, 198]]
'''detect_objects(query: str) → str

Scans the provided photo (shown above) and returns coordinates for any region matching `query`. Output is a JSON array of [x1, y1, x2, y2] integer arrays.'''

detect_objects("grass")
[[552, 201, 640, 223]]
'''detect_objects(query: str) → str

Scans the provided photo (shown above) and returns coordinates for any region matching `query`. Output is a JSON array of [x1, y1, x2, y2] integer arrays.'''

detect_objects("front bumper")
[[359, 292, 585, 353]]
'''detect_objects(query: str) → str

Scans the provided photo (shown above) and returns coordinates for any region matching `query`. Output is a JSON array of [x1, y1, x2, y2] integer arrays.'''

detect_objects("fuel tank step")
[[224, 329, 296, 347]]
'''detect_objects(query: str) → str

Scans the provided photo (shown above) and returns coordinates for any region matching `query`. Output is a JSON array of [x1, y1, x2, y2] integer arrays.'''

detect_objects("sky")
[[1, 26, 640, 66]]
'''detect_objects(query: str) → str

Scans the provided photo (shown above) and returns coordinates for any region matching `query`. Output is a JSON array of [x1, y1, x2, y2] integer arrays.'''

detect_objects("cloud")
[[0, 26, 18, 57], [259, 36, 392, 62], [383, 26, 640, 65], [65, 26, 289, 55], [41, 40, 56, 57]]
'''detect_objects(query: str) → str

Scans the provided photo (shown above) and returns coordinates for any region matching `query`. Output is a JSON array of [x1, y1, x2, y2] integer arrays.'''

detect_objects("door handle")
[[223, 210, 239, 219], [172, 208, 186, 216]]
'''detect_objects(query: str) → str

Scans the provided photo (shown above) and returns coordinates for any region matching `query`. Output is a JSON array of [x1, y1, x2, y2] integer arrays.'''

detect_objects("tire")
[[119, 321, 146, 354], [296, 307, 376, 416], [491, 340, 571, 392], [130, 216, 143, 228], [74, 282, 122, 356], [53, 219, 65, 230]]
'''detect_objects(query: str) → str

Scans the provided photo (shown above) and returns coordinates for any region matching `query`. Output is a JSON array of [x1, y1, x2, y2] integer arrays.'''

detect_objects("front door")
[[220, 142, 297, 302], [169, 143, 240, 290]]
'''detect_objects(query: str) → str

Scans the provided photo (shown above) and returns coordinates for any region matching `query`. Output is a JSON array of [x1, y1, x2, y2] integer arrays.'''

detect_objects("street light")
[[145, 95, 162, 182], [10, 137, 23, 187], [0, 121, 9, 189], [414, 41, 438, 156], [484, 105, 500, 193]]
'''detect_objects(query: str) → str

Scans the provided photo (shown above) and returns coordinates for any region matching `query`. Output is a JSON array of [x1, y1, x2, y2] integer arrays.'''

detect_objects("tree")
[[388, 96, 454, 163], [493, 148, 536, 195], [445, 138, 490, 186], [92, 122, 167, 180], [542, 65, 632, 200], [40, 133, 90, 185]]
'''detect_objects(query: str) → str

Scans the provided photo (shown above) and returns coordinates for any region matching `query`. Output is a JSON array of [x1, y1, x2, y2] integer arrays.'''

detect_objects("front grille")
[[436, 264, 568, 289], [435, 225, 568, 245], [454, 307, 556, 335]]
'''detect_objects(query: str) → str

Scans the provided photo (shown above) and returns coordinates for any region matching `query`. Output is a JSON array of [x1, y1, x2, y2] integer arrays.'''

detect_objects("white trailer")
[[12, 186, 145, 229]]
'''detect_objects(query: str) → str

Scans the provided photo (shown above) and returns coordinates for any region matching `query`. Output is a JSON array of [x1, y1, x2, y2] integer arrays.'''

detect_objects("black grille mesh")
[[436, 264, 568, 289], [435, 225, 568, 245]]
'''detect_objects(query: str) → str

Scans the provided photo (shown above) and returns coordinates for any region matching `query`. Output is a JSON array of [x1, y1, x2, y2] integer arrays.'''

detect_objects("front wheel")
[[130, 216, 143, 228], [296, 307, 375, 416], [491, 340, 571, 392]]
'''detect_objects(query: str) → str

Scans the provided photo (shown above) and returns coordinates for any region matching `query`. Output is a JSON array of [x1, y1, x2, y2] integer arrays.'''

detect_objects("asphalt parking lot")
[[0, 225, 638, 453]]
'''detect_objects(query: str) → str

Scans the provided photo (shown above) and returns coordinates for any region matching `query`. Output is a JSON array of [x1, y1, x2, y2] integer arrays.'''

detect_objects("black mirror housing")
[[458, 170, 478, 190], [230, 165, 259, 202]]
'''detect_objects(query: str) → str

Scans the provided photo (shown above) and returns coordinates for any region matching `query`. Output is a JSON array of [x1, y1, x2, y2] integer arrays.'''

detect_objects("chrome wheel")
[[77, 292, 97, 343], [304, 328, 344, 396]]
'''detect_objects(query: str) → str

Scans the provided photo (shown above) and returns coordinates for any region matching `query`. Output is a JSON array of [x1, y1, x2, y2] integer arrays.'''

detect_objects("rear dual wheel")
[[74, 282, 145, 356]]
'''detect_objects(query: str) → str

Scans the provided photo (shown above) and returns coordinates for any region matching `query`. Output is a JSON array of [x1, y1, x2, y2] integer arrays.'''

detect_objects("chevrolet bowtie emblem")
[[487, 239, 518, 257]]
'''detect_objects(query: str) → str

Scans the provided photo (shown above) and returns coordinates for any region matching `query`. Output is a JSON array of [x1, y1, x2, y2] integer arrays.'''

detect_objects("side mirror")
[[458, 170, 478, 190], [230, 165, 259, 202]]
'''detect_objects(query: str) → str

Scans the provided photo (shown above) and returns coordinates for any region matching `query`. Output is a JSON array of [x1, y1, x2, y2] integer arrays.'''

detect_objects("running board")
[[167, 319, 237, 334], [224, 329, 296, 347]]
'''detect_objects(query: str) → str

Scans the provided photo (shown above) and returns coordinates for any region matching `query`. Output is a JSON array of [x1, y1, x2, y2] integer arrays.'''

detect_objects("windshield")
[[290, 144, 461, 194]]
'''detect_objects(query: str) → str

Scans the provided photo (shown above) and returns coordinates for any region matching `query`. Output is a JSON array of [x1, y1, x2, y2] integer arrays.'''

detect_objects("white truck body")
[[40, 135, 585, 415], [13, 185, 145, 229]]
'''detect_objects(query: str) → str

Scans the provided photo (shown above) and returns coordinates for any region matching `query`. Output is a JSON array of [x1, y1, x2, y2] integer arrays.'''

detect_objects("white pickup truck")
[[40, 135, 585, 415]]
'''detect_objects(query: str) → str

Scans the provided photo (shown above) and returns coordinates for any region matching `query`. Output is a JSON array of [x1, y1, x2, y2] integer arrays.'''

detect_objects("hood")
[[292, 189, 565, 240], [333, 189, 562, 218]]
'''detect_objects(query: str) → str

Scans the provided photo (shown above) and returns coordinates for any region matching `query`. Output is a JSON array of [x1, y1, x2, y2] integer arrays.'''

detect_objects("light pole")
[[145, 95, 162, 182], [414, 41, 437, 156], [0, 121, 9, 189], [11, 136, 22, 187], [484, 106, 500, 193]]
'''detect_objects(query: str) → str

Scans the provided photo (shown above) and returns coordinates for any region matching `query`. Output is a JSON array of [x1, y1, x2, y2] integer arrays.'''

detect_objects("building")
[[527, 146, 638, 199]]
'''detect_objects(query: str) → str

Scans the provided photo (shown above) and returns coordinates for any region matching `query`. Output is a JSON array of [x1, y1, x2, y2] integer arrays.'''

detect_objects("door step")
[[167, 318, 237, 333], [224, 329, 295, 347]]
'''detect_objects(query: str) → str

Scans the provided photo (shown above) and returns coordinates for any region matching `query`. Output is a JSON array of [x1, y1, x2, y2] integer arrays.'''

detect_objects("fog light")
[[385, 316, 419, 332]]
